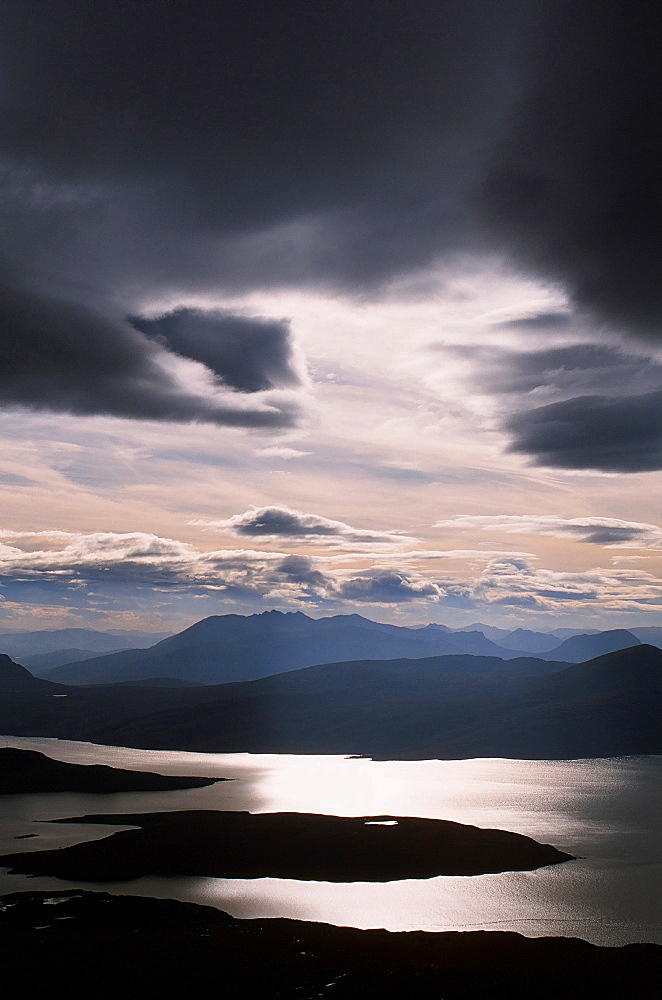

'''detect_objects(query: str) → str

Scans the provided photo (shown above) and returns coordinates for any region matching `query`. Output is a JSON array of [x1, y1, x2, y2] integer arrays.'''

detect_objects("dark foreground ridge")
[[0, 809, 574, 881], [1, 644, 660, 759], [1, 891, 659, 1000], [0, 747, 222, 794]]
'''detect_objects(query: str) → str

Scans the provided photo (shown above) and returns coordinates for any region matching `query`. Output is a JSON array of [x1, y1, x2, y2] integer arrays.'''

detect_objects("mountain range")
[[19, 611, 656, 687]]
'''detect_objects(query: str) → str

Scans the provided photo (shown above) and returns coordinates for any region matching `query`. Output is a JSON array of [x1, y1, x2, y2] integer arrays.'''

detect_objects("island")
[[0, 808, 574, 881], [0, 747, 223, 794]]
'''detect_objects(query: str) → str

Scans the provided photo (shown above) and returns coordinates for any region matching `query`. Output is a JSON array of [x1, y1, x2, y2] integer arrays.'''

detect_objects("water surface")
[[1, 736, 659, 945]]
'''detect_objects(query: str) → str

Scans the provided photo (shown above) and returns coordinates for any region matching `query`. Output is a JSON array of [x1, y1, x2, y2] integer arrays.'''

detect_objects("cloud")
[[0, 529, 307, 596], [277, 555, 329, 591], [0, 2, 512, 292], [435, 515, 662, 548], [337, 571, 444, 604], [0, 284, 302, 427], [437, 342, 662, 399], [193, 506, 415, 546], [491, 311, 571, 331], [480, 344, 662, 399], [0, 528, 431, 608], [478, 1, 660, 338], [255, 447, 311, 460], [432, 341, 662, 472], [460, 557, 662, 613], [0, 2, 513, 422], [131, 309, 301, 393], [504, 390, 662, 472]]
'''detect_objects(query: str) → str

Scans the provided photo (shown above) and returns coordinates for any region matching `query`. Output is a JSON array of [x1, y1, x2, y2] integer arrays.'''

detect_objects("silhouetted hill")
[[521, 643, 662, 697], [1, 645, 659, 760], [44, 611, 523, 685], [0, 653, 58, 691], [106, 677, 203, 688], [542, 629, 642, 662], [451, 622, 513, 641]]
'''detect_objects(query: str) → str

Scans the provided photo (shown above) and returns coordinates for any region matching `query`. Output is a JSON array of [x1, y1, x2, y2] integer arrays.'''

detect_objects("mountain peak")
[[257, 610, 311, 620]]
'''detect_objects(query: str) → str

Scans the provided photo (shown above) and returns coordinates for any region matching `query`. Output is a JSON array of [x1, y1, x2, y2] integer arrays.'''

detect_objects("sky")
[[0, 1, 660, 633]]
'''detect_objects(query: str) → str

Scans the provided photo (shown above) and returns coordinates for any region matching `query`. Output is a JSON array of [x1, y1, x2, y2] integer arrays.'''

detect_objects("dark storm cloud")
[[0, 1, 519, 419], [131, 310, 300, 393], [0, 1, 513, 288], [479, 1, 661, 339], [506, 390, 662, 472], [0, 283, 299, 426], [0, 2, 658, 422], [496, 346, 662, 397]]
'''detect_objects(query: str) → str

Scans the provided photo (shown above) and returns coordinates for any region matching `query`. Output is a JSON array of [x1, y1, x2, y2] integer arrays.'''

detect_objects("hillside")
[[0, 653, 59, 692], [3, 891, 659, 1000], [0, 645, 659, 760]]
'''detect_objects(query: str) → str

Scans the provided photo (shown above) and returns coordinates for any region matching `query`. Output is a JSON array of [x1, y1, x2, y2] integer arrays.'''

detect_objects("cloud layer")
[[2, 528, 662, 621], [463, 344, 662, 400]]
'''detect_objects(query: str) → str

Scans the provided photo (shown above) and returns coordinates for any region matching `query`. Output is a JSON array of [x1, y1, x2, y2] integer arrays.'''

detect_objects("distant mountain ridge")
[[40, 611, 524, 686], [33, 612, 659, 687], [0, 628, 171, 665]]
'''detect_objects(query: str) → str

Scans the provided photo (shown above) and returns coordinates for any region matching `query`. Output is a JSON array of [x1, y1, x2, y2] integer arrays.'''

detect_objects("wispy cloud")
[[255, 447, 312, 460], [434, 514, 662, 548], [449, 557, 662, 614]]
